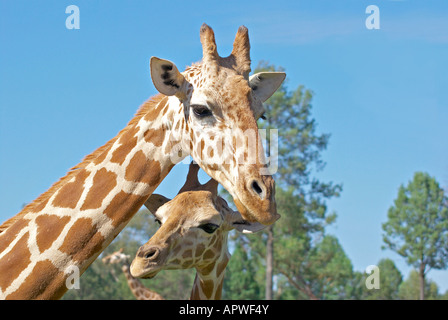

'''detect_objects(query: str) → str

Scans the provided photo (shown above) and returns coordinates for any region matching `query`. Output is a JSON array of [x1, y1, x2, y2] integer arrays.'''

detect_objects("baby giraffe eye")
[[192, 105, 213, 118], [198, 223, 219, 234]]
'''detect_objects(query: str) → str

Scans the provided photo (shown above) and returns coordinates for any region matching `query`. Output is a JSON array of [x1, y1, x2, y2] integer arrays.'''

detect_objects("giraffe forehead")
[[156, 191, 218, 222], [167, 200, 221, 227], [186, 66, 252, 105]]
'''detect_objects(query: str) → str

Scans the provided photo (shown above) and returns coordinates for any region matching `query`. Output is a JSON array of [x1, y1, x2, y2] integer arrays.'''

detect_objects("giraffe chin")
[[140, 271, 159, 279], [130, 261, 162, 279], [233, 197, 280, 226]]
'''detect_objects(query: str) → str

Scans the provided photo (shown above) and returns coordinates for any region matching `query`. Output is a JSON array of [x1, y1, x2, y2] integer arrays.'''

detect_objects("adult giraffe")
[[0, 24, 284, 299]]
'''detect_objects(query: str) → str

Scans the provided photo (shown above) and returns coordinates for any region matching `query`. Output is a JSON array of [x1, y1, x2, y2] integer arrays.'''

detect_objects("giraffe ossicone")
[[130, 162, 266, 300], [0, 23, 283, 299]]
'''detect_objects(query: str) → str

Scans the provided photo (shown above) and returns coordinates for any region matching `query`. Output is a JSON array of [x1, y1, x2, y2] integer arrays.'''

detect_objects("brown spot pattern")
[[110, 126, 139, 165], [52, 169, 89, 209], [80, 168, 117, 210], [35, 215, 71, 252], [59, 218, 104, 263], [144, 97, 168, 122], [144, 128, 165, 147], [103, 191, 147, 228], [7, 259, 67, 300], [0, 219, 29, 253], [0, 232, 31, 290], [125, 151, 161, 186]]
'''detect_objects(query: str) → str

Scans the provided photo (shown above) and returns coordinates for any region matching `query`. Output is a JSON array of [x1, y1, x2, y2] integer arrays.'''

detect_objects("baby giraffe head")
[[102, 248, 130, 265], [130, 163, 265, 298]]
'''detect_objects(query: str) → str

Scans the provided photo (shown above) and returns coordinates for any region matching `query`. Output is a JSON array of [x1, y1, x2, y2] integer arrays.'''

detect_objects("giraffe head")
[[102, 248, 130, 265], [130, 163, 265, 280], [152, 24, 285, 225]]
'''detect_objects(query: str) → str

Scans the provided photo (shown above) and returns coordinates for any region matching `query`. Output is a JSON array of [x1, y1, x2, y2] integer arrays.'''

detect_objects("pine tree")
[[224, 61, 343, 300], [382, 172, 448, 300], [222, 238, 263, 299]]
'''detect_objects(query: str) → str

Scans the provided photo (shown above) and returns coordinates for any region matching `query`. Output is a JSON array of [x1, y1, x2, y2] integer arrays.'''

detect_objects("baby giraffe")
[[102, 248, 164, 300], [130, 163, 266, 300]]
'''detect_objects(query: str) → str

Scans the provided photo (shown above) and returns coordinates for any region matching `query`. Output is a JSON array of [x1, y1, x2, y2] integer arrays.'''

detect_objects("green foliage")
[[222, 238, 264, 299], [382, 172, 448, 272], [259, 62, 345, 300], [356, 258, 403, 300], [222, 61, 346, 300], [382, 172, 448, 299], [398, 270, 440, 300], [274, 234, 354, 300]]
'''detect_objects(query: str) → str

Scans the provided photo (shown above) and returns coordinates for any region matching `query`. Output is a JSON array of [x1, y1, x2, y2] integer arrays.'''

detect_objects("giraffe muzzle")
[[141, 246, 160, 261], [248, 178, 266, 200], [232, 173, 280, 225], [130, 245, 166, 279]]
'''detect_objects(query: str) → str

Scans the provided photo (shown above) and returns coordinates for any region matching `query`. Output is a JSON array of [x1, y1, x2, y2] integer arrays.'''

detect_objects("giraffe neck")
[[121, 264, 163, 300], [0, 95, 187, 299], [190, 250, 230, 300]]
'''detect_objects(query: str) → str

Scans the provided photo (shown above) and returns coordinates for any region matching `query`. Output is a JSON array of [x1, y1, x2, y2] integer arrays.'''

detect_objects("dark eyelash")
[[192, 105, 213, 118], [154, 218, 162, 225], [198, 223, 219, 234]]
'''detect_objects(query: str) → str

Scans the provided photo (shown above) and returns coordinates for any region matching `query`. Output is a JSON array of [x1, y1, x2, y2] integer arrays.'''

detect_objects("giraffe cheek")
[[195, 243, 206, 258]]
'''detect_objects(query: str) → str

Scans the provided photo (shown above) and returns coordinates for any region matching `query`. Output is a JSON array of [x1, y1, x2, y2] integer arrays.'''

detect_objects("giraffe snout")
[[131, 245, 166, 279], [248, 178, 266, 200], [137, 245, 161, 261]]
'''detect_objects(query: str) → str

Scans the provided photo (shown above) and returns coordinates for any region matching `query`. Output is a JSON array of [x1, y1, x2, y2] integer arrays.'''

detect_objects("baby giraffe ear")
[[144, 194, 171, 214], [150, 57, 186, 97], [249, 72, 286, 102]]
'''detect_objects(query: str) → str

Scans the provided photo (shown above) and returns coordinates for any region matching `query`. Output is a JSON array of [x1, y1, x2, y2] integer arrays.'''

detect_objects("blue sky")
[[1, 1, 447, 293]]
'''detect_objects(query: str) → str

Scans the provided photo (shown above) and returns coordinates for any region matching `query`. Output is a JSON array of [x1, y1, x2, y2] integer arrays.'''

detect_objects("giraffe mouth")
[[130, 258, 163, 279], [131, 265, 162, 279], [140, 270, 159, 279], [233, 196, 280, 225]]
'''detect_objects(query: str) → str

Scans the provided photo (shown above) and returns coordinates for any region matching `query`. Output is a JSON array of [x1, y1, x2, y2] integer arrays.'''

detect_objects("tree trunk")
[[265, 225, 274, 300], [419, 263, 425, 300]]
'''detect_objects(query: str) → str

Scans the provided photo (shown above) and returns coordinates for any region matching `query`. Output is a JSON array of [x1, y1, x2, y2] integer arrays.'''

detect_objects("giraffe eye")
[[198, 223, 219, 234], [154, 218, 162, 225], [192, 105, 213, 118]]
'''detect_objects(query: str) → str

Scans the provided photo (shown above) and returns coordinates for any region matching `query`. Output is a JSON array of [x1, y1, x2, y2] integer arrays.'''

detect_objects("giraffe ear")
[[150, 57, 186, 97], [230, 211, 268, 234], [144, 194, 171, 214], [249, 72, 286, 102]]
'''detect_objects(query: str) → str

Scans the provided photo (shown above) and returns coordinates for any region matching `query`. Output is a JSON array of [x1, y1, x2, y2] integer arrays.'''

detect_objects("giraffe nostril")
[[250, 179, 265, 199], [144, 247, 160, 260], [252, 181, 262, 195]]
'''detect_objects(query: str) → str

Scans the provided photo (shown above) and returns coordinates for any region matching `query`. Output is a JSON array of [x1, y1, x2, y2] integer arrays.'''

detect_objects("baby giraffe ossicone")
[[130, 163, 266, 300]]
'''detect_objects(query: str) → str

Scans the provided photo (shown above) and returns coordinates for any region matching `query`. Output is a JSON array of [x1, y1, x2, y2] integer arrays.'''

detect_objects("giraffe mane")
[[0, 94, 165, 234]]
